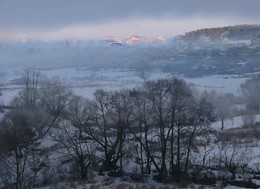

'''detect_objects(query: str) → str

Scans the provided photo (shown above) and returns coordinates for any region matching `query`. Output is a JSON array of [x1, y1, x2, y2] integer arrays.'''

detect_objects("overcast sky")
[[0, 0, 260, 40]]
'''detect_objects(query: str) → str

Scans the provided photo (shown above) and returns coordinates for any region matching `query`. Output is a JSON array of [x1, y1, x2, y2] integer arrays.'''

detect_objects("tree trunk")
[[221, 118, 224, 130], [176, 124, 181, 182]]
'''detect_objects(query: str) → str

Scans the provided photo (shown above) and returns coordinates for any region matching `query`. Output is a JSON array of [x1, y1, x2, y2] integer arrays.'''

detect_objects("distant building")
[[106, 36, 121, 43], [154, 35, 165, 41], [126, 35, 141, 44]]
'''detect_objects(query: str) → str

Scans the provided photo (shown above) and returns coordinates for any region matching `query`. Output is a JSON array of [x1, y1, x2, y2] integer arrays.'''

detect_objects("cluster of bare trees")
[[0, 69, 215, 187], [0, 69, 73, 189], [0, 70, 259, 188], [52, 78, 215, 183]]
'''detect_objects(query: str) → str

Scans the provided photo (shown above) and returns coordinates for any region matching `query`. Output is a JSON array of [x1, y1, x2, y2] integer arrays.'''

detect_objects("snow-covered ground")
[[212, 114, 260, 130], [211, 114, 260, 167], [184, 74, 249, 94]]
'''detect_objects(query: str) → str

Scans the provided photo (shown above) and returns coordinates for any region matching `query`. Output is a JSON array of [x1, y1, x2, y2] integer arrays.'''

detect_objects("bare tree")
[[37, 81, 73, 137], [189, 136, 218, 183], [128, 88, 153, 175], [144, 79, 172, 181], [0, 153, 14, 188], [107, 90, 137, 172], [0, 86, 2, 109], [82, 89, 113, 174], [55, 123, 98, 180], [0, 107, 39, 189], [11, 69, 73, 138], [167, 78, 193, 179], [29, 149, 49, 188], [241, 75, 260, 112], [81, 89, 136, 174], [66, 95, 94, 138], [213, 93, 233, 130], [12, 68, 40, 106], [217, 142, 252, 180], [183, 96, 215, 174]]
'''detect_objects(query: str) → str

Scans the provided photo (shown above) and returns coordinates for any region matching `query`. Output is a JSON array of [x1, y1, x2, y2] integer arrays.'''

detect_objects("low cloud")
[[0, 0, 259, 40], [10, 16, 258, 40]]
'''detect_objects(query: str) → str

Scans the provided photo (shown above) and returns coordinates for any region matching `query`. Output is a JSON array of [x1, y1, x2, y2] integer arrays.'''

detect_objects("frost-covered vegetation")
[[0, 69, 260, 189]]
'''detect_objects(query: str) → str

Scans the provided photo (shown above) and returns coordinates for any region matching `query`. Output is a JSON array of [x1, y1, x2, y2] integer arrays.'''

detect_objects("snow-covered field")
[[0, 66, 250, 105], [184, 74, 249, 94]]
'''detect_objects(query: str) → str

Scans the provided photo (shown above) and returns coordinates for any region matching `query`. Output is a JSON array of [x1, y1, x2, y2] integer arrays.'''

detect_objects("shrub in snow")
[[196, 170, 216, 185], [229, 178, 257, 188]]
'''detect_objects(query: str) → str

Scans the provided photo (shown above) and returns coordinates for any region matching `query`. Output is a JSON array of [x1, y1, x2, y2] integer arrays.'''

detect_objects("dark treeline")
[[183, 24, 260, 41], [0, 69, 259, 188]]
